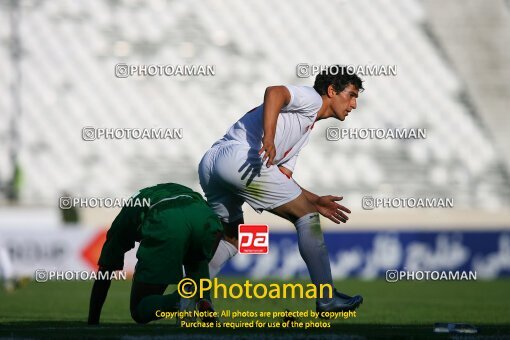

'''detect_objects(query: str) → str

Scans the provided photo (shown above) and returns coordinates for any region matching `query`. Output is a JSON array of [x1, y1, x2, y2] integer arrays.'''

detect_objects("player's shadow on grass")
[[0, 320, 179, 338], [2, 322, 509, 338], [0, 321, 168, 328]]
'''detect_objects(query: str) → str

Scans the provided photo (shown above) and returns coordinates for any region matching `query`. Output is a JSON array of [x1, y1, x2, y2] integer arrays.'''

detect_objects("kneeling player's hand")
[[316, 196, 351, 224]]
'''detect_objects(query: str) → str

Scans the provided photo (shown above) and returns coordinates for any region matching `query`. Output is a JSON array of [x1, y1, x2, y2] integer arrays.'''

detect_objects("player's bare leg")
[[271, 192, 332, 297], [271, 193, 363, 315]]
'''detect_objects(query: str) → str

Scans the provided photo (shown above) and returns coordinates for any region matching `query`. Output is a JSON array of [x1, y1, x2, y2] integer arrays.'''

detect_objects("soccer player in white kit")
[[199, 66, 364, 314]]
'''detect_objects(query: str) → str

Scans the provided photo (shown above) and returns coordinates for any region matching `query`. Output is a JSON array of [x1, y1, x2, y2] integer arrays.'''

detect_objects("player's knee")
[[130, 308, 149, 324], [129, 303, 150, 325]]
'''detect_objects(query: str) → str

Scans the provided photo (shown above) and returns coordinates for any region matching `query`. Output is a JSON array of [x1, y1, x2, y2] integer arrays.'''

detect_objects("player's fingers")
[[260, 144, 272, 156], [338, 204, 351, 214], [332, 196, 343, 201], [336, 209, 349, 221], [325, 211, 341, 224], [259, 149, 267, 160], [264, 149, 274, 167], [261, 150, 269, 161], [336, 214, 347, 223], [264, 152, 271, 166], [328, 215, 341, 224], [268, 152, 276, 166], [333, 202, 350, 213]]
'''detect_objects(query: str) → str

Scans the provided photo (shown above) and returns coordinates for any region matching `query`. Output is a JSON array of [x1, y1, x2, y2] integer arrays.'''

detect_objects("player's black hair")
[[313, 65, 364, 95]]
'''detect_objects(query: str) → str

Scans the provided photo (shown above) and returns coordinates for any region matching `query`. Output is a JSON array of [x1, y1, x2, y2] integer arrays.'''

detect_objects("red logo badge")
[[238, 224, 269, 254]]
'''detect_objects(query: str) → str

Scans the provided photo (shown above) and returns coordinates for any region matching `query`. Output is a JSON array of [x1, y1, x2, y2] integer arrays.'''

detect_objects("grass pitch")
[[0, 278, 509, 339]]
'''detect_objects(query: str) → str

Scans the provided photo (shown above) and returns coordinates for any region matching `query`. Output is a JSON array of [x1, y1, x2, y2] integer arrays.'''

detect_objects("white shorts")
[[198, 141, 302, 222]]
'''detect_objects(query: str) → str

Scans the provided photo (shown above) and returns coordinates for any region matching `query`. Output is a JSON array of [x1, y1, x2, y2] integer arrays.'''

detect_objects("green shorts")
[[134, 196, 223, 285]]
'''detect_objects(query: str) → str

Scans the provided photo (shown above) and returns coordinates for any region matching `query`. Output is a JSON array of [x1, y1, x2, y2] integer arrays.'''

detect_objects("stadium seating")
[[0, 0, 508, 209]]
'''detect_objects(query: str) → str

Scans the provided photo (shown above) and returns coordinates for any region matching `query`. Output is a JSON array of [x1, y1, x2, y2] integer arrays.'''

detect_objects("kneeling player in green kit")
[[87, 183, 223, 324]]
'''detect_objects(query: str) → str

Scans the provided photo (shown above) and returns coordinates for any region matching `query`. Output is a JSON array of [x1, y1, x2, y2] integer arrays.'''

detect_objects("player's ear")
[[327, 84, 337, 98]]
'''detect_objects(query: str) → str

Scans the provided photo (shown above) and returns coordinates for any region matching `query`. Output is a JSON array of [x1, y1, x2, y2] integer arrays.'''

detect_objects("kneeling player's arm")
[[88, 267, 113, 325]]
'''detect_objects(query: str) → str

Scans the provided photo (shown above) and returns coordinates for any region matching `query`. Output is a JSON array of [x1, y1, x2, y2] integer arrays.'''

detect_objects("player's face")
[[331, 84, 359, 121]]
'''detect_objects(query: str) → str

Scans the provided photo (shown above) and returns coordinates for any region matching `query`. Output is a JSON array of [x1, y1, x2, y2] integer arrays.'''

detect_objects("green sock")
[[135, 292, 179, 323]]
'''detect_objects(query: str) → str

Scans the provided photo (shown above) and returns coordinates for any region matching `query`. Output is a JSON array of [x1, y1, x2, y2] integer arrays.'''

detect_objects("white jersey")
[[214, 85, 322, 171]]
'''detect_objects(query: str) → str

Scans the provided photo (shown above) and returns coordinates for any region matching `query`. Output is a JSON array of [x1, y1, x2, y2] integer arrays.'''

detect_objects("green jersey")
[[98, 183, 222, 284]]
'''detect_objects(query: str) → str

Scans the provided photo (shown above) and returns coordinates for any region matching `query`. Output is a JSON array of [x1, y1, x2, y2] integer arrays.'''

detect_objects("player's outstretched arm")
[[278, 166, 351, 223], [88, 267, 113, 325], [259, 86, 291, 167], [300, 186, 351, 224]]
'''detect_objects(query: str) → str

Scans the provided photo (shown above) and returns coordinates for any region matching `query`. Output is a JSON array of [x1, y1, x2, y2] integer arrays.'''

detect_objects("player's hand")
[[315, 196, 351, 224], [259, 136, 276, 167]]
